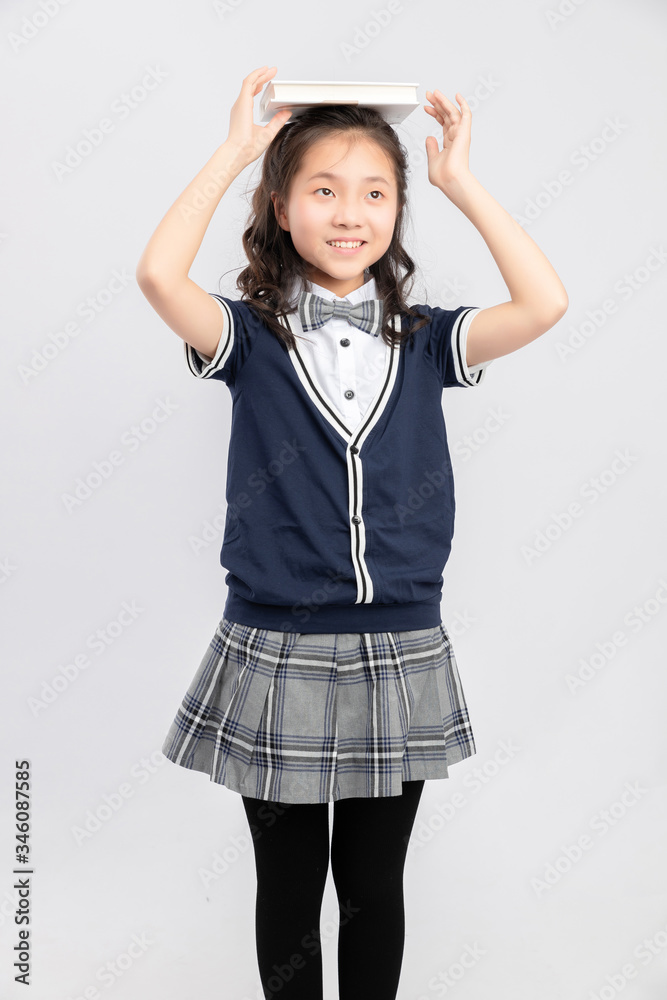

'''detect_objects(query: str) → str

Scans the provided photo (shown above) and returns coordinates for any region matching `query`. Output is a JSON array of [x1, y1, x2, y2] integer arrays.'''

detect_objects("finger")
[[425, 90, 446, 111], [247, 64, 272, 78], [256, 66, 279, 95], [433, 89, 459, 118], [455, 92, 472, 117], [244, 66, 276, 93], [243, 66, 267, 85], [265, 109, 292, 134], [425, 93, 453, 127], [239, 67, 277, 104], [428, 90, 460, 126], [424, 135, 440, 164], [423, 101, 445, 127]]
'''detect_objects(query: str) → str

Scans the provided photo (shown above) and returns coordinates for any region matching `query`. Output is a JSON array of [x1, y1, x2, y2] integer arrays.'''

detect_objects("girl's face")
[[272, 135, 400, 298]]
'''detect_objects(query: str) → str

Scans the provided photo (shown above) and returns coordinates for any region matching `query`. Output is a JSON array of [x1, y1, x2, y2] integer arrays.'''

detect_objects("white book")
[[259, 80, 421, 125]]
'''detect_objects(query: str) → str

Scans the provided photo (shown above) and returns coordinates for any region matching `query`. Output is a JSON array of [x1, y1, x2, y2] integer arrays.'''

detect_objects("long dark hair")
[[223, 104, 431, 351]]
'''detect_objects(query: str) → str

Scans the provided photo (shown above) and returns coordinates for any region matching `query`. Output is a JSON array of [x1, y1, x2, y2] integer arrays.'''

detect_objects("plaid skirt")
[[161, 616, 477, 804]]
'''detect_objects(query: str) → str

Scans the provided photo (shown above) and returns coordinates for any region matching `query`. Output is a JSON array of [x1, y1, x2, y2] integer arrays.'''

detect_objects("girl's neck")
[[306, 270, 372, 298]]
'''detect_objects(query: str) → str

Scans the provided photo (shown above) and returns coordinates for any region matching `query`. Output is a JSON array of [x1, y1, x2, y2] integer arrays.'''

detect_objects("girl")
[[137, 65, 567, 1000]]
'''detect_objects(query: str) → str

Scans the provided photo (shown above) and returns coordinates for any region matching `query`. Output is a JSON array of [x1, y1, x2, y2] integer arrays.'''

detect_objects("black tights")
[[241, 779, 425, 1000]]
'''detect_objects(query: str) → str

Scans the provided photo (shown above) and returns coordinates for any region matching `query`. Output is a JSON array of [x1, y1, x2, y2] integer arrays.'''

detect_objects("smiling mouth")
[[326, 240, 367, 248]]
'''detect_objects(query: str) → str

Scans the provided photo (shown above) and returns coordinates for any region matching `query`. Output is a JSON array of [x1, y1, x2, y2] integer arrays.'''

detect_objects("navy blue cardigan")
[[186, 293, 489, 633]]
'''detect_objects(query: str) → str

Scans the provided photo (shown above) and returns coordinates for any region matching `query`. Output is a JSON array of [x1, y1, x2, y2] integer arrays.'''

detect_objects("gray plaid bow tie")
[[298, 290, 384, 338]]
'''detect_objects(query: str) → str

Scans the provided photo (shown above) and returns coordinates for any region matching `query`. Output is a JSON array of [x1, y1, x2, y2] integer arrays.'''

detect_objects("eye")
[[314, 187, 385, 199]]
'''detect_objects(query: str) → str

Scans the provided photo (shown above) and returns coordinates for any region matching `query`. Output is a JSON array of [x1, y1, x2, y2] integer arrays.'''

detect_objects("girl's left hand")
[[424, 89, 472, 190]]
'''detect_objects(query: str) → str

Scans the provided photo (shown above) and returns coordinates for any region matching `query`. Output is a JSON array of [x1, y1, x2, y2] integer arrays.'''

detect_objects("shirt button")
[[344, 389, 355, 400], [351, 515, 361, 524], [349, 445, 358, 455], [340, 338, 350, 347]]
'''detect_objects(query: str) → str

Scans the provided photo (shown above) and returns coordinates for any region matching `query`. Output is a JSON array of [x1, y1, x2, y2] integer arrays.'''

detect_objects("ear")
[[271, 191, 288, 232]]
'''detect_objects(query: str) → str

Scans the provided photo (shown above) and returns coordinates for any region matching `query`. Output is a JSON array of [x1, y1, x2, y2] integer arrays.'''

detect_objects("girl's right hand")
[[226, 65, 292, 166]]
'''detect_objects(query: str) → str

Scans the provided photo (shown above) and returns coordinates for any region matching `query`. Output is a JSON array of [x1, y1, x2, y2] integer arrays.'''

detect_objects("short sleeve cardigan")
[[185, 291, 492, 633]]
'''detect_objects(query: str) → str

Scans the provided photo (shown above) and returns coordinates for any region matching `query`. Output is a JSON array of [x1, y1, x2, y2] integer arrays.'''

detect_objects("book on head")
[[259, 80, 421, 125]]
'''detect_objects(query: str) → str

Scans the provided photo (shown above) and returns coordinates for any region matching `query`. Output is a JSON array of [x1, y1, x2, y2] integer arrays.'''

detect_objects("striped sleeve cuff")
[[451, 307, 493, 386], [184, 294, 233, 379]]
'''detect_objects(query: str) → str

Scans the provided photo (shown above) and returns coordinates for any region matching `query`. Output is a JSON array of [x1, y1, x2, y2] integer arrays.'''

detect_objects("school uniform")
[[161, 275, 493, 803]]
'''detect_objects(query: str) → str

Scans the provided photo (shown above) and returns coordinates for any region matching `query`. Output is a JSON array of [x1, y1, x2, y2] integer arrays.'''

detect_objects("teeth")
[[327, 241, 364, 248]]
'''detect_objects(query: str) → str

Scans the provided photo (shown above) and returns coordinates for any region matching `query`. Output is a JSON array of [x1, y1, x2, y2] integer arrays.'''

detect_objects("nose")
[[330, 196, 364, 229]]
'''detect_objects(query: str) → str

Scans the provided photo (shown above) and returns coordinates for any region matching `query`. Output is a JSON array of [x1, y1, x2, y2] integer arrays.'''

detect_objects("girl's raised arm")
[[135, 66, 292, 359], [424, 88, 568, 367]]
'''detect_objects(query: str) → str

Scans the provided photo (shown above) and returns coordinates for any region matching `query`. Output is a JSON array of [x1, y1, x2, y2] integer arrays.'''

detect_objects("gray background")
[[1, 0, 666, 997]]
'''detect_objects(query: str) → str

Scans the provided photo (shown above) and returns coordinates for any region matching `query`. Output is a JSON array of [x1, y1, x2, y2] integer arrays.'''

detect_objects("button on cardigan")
[[291, 274, 390, 426], [185, 282, 492, 633]]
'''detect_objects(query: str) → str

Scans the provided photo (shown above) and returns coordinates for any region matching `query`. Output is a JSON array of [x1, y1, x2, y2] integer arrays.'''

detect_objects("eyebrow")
[[306, 171, 392, 186]]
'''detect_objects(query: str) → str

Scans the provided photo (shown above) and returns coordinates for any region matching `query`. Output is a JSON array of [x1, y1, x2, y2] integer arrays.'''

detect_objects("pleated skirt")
[[161, 615, 477, 804]]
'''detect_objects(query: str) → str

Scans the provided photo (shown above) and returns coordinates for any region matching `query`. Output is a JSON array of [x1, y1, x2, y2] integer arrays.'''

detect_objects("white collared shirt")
[[287, 274, 386, 430]]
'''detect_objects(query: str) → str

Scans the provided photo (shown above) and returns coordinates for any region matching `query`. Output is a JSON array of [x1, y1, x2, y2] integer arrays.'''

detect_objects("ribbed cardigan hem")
[[223, 591, 443, 634]]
